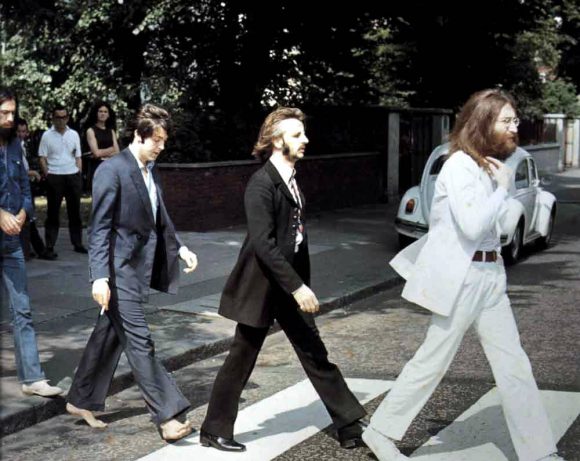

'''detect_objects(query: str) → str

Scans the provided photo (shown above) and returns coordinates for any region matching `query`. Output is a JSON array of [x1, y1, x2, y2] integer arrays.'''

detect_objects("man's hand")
[[487, 157, 512, 190], [179, 247, 198, 273], [0, 209, 22, 235], [15, 209, 27, 227], [92, 279, 110, 312], [28, 170, 41, 182], [293, 285, 320, 314]]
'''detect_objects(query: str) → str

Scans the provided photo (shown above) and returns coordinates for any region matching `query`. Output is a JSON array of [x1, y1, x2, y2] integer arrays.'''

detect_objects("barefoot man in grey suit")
[[66, 104, 198, 442]]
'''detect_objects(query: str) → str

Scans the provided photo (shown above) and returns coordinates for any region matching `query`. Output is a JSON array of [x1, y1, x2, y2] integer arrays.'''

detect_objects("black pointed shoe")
[[200, 429, 246, 452], [337, 419, 368, 449]]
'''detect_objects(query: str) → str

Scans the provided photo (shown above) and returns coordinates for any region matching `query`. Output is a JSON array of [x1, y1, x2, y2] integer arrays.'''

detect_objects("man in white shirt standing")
[[38, 105, 86, 257], [362, 89, 566, 461]]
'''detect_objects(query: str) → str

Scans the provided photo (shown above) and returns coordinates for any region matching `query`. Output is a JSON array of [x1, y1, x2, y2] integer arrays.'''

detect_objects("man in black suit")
[[200, 107, 366, 452], [66, 104, 197, 441]]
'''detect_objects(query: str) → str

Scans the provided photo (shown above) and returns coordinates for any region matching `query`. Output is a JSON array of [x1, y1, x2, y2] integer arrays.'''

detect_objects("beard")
[[0, 126, 15, 143], [488, 131, 519, 160]]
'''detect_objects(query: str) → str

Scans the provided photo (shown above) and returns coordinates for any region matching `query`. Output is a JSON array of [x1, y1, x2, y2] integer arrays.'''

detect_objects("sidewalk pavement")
[[0, 203, 404, 436]]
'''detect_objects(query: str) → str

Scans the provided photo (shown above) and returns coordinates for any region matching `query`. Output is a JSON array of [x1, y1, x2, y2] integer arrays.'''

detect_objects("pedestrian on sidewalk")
[[66, 104, 198, 442], [362, 89, 566, 461], [38, 104, 87, 257], [200, 107, 367, 453], [16, 118, 54, 261], [0, 88, 63, 398], [83, 100, 120, 193]]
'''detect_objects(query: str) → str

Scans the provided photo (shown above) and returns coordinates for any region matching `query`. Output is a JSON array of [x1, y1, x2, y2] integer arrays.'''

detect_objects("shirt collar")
[[269, 155, 295, 185], [50, 125, 70, 133]]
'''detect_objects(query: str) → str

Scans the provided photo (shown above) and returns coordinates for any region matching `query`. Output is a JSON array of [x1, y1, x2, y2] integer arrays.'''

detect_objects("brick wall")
[[158, 152, 382, 231]]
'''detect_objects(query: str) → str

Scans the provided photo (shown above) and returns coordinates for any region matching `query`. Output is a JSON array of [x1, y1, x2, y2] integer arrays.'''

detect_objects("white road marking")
[[137, 378, 393, 461], [411, 388, 580, 460]]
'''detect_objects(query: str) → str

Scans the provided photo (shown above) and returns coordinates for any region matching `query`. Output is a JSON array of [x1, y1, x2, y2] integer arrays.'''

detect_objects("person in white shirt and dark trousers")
[[38, 105, 87, 257], [362, 89, 566, 461]]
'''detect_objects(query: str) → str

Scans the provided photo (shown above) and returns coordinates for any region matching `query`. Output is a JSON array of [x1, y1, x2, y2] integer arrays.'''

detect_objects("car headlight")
[[405, 198, 416, 214]]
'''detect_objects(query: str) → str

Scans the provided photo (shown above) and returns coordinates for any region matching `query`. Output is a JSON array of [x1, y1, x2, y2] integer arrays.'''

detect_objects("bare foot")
[[160, 419, 192, 441], [66, 403, 108, 428]]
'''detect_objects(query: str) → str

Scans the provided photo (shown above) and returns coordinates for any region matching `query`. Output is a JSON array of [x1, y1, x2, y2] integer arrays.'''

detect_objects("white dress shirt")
[[129, 146, 158, 222]]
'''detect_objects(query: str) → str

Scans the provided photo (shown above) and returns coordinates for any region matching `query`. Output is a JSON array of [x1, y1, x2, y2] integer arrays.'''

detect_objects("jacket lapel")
[[124, 150, 156, 225], [264, 160, 299, 207]]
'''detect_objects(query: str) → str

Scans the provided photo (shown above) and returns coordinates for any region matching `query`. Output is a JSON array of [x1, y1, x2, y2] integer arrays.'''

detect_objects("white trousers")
[[369, 260, 556, 461]]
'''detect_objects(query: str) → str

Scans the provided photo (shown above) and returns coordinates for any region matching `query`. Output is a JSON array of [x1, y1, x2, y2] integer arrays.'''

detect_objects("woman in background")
[[84, 101, 119, 191]]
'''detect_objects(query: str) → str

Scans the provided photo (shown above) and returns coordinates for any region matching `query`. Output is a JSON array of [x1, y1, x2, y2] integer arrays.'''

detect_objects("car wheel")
[[538, 207, 556, 249], [398, 234, 415, 249], [502, 221, 523, 265]]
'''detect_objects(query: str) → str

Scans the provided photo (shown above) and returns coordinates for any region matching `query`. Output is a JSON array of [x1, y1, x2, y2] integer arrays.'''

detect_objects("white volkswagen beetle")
[[395, 143, 557, 264]]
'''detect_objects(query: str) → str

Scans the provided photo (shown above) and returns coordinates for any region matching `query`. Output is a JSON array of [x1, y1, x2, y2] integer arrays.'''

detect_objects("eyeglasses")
[[53, 115, 68, 120], [497, 117, 520, 127]]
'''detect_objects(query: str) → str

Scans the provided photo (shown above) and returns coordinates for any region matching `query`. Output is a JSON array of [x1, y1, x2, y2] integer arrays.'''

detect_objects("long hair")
[[448, 89, 517, 171], [0, 87, 19, 142], [252, 107, 305, 161], [85, 100, 117, 131]]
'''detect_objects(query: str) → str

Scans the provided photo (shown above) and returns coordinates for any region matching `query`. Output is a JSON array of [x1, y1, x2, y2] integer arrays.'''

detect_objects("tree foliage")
[[1, 1, 578, 161]]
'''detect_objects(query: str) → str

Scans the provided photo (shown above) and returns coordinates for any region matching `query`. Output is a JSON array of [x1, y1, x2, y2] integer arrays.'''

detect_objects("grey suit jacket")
[[88, 149, 181, 301]]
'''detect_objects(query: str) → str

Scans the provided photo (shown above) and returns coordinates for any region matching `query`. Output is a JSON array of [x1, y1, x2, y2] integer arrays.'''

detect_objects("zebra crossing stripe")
[[410, 388, 580, 460], [137, 378, 394, 461]]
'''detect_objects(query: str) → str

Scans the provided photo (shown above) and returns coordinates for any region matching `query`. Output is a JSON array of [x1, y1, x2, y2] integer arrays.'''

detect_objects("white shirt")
[[38, 126, 81, 175], [269, 156, 304, 250], [479, 225, 501, 251], [129, 146, 158, 222]]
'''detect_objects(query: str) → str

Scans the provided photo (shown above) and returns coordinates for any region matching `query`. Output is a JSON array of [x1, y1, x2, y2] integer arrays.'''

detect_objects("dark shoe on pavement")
[[337, 419, 368, 449], [73, 245, 88, 254], [40, 248, 58, 260], [200, 429, 246, 452]]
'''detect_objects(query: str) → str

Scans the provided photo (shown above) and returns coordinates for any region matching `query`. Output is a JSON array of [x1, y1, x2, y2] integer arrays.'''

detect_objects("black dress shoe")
[[40, 249, 58, 260], [337, 419, 368, 449], [73, 245, 88, 254], [200, 429, 246, 452]]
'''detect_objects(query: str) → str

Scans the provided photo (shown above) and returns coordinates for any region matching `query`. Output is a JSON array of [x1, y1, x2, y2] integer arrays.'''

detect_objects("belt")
[[472, 250, 497, 262]]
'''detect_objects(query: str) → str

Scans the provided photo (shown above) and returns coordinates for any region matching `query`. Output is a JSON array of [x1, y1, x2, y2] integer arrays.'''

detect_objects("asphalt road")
[[1, 176, 578, 461]]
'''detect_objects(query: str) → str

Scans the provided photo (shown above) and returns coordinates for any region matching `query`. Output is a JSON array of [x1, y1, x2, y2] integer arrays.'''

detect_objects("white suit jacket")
[[390, 151, 510, 316]]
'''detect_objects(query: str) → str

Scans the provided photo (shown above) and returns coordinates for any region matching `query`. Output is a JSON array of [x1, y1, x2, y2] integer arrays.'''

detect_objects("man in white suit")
[[362, 89, 565, 461]]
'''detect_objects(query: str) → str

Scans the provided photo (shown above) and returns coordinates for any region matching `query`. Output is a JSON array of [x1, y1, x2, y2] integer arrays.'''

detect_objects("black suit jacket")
[[88, 149, 181, 301], [219, 160, 310, 327]]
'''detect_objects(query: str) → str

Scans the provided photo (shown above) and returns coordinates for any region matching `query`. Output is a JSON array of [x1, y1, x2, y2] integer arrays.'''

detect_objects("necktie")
[[289, 172, 304, 235]]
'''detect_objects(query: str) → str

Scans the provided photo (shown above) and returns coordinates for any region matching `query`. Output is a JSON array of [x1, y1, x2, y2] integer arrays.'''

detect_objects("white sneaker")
[[538, 455, 567, 461], [362, 426, 409, 461], [22, 380, 63, 397]]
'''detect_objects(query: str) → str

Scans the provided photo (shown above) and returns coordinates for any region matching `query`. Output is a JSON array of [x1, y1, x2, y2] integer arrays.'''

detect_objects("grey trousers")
[[67, 294, 190, 426]]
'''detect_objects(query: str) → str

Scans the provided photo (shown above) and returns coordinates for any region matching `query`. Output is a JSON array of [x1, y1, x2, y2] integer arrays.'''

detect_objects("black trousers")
[[20, 220, 46, 259], [44, 173, 83, 249], [202, 304, 366, 438], [67, 293, 190, 426]]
